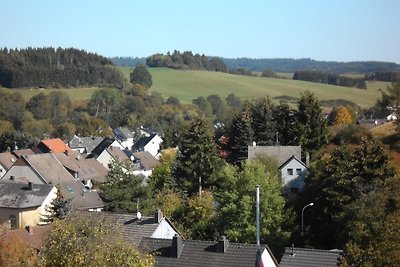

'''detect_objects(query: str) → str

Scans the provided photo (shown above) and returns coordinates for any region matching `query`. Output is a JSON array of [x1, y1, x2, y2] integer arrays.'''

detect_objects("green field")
[[146, 68, 388, 108], [1, 67, 390, 109]]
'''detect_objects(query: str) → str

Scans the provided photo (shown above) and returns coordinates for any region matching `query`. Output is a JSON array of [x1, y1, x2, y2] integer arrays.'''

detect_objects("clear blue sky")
[[1, 0, 399, 62]]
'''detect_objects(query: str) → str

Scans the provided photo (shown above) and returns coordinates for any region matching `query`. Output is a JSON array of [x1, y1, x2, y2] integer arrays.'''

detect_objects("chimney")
[[10, 175, 15, 181], [171, 235, 183, 258], [217, 236, 229, 253], [28, 182, 33, 191], [26, 225, 33, 234], [154, 209, 163, 223], [306, 152, 310, 167]]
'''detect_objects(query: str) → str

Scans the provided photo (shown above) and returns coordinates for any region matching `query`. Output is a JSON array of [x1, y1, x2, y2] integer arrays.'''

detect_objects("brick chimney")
[[171, 235, 183, 258]]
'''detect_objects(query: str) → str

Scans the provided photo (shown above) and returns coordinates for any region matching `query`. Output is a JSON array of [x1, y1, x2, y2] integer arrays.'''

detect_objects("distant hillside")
[[112, 56, 400, 74], [222, 58, 400, 73], [0, 47, 124, 88]]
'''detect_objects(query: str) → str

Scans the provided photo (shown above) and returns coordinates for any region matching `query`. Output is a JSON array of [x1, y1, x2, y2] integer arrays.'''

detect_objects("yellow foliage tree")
[[40, 216, 154, 267], [332, 106, 353, 125]]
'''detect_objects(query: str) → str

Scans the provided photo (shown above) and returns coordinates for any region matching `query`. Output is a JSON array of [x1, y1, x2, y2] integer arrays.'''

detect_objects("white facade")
[[151, 218, 179, 240], [279, 156, 308, 190], [144, 135, 163, 158]]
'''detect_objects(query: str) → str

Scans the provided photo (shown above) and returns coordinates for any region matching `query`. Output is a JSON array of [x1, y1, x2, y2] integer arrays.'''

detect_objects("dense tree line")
[[146, 50, 227, 72], [0, 47, 124, 88], [293, 70, 367, 89], [365, 71, 400, 81], [223, 57, 400, 73]]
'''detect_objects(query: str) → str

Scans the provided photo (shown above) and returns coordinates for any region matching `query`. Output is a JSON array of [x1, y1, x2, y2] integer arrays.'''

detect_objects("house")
[[279, 247, 343, 267], [68, 136, 105, 154], [139, 235, 278, 267], [1, 154, 104, 211], [0, 182, 56, 229], [133, 133, 163, 158], [0, 152, 17, 178], [88, 137, 125, 159], [279, 156, 308, 191], [32, 138, 71, 154], [132, 151, 159, 177], [78, 210, 179, 246], [0, 224, 52, 250], [53, 150, 108, 184], [248, 145, 308, 191], [95, 146, 131, 170], [113, 127, 135, 150]]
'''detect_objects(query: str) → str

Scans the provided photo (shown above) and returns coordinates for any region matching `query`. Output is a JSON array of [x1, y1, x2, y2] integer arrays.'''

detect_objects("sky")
[[1, 0, 400, 63]]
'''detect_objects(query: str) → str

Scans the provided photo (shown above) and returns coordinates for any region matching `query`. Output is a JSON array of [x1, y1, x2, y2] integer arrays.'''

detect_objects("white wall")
[[151, 218, 178, 240], [280, 159, 307, 188]]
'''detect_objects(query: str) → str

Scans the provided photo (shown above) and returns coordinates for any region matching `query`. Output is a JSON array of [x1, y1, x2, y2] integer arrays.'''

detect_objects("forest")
[[293, 70, 367, 89], [0, 47, 124, 88]]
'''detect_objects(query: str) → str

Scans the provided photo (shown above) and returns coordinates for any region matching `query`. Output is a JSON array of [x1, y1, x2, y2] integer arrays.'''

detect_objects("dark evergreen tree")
[[228, 104, 253, 165], [174, 115, 222, 195], [41, 188, 71, 223], [274, 99, 296, 145], [130, 64, 153, 89], [251, 97, 276, 145], [99, 160, 148, 213], [295, 91, 328, 157], [207, 94, 226, 122]]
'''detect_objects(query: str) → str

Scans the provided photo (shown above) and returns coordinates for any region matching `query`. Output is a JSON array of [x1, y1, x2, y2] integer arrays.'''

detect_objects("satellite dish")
[[136, 211, 142, 220], [252, 141, 257, 147]]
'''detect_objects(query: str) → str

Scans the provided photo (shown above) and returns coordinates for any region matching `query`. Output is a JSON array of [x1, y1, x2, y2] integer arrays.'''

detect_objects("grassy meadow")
[[2, 67, 391, 109]]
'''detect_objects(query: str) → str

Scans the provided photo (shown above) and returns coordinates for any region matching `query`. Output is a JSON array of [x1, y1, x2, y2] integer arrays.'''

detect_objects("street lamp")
[[301, 202, 314, 243]]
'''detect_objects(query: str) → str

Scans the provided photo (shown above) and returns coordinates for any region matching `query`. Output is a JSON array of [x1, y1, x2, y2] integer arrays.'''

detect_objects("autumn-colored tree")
[[0, 234, 39, 267], [0, 120, 14, 136], [40, 216, 154, 267], [329, 105, 353, 125]]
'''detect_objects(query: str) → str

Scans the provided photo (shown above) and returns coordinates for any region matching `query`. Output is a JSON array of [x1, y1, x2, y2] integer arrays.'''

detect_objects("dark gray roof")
[[77, 211, 176, 246], [139, 237, 274, 267], [113, 127, 134, 141], [133, 151, 159, 170], [248, 146, 302, 166], [60, 182, 104, 210], [90, 137, 116, 158], [133, 133, 158, 151], [0, 182, 54, 208], [68, 136, 105, 154], [279, 247, 343, 267]]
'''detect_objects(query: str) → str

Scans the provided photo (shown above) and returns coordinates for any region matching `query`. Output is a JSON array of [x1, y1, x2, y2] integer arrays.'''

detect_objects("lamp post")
[[301, 202, 314, 244]]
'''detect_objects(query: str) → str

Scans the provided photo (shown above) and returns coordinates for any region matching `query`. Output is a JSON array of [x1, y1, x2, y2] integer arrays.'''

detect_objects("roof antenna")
[[291, 243, 296, 256]]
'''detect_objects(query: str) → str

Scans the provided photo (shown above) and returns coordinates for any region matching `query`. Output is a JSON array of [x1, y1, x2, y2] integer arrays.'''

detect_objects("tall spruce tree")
[[295, 91, 328, 156], [228, 104, 253, 165], [251, 97, 276, 145], [174, 115, 222, 195], [274, 99, 296, 145]]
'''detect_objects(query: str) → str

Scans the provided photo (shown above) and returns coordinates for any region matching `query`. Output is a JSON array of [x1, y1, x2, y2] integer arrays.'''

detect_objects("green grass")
[[144, 68, 388, 108], [1, 67, 390, 109]]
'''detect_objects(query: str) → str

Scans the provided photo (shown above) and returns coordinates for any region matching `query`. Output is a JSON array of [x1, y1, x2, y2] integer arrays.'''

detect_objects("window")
[[296, 168, 302, 175], [9, 214, 17, 229], [287, 169, 293, 175]]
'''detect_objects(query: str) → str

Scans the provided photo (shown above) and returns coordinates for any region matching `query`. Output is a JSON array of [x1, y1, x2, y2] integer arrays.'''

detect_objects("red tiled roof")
[[40, 138, 71, 153]]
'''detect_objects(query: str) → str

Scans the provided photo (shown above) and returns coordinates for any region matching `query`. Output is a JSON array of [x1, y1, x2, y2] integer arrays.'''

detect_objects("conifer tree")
[[273, 99, 296, 145], [41, 188, 71, 223], [228, 104, 253, 165], [174, 115, 222, 195], [251, 97, 276, 145], [295, 91, 328, 156]]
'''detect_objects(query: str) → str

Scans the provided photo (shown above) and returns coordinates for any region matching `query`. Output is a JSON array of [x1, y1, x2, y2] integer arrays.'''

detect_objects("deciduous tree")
[[130, 64, 153, 89]]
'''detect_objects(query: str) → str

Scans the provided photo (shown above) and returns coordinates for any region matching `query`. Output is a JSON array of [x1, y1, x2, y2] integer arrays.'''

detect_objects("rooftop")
[[0, 151, 17, 170], [36, 138, 71, 153], [0, 182, 54, 208], [279, 247, 343, 267], [0, 225, 52, 250], [248, 145, 302, 166], [133, 151, 159, 170], [68, 136, 105, 154]]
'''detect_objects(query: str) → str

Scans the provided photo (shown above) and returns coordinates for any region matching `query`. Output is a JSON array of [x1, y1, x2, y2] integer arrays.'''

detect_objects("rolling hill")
[[121, 67, 388, 108]]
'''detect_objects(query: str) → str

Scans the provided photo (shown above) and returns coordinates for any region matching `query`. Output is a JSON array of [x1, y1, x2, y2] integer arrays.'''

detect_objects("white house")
[[133, 133, 163, 158], [279, 155, 308, 191], [113, 127, 135, 150]]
